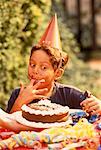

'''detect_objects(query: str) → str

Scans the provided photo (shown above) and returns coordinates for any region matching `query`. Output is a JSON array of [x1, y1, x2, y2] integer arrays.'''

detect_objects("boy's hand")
[[11, 79, 48, 112], [80, 93, 101, 115], [19, 79, 48, 105]]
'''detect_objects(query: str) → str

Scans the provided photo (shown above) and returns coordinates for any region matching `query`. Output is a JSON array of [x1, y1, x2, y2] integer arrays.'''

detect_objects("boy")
[[6, 15, 101, 115]]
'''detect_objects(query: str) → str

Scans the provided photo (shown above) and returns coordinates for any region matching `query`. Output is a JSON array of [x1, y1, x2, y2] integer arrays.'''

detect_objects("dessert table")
[[0, 108, 100, 150]]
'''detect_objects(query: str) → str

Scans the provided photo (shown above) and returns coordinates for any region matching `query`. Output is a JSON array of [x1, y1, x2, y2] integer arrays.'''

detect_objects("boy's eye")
[[30, 64, 35, 68], [41, 66, 47, 70]]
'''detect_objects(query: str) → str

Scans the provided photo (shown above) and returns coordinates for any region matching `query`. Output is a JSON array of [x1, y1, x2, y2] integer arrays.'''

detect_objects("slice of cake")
[[21, 100, 69, 123]]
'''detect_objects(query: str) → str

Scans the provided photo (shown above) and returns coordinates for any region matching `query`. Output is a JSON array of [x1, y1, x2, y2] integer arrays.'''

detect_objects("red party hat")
[[38, 14, 62, 51]]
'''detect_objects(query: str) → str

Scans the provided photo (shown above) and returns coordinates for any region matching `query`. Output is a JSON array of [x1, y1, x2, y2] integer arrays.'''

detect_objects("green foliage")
[[0, 0, 51, 108]]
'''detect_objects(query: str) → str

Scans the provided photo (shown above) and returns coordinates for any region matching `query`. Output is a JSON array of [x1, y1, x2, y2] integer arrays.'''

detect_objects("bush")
[[0, 0, 51, 108]]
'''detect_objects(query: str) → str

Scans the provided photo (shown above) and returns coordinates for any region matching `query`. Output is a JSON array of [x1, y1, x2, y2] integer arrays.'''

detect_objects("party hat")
[[38, 14, 62, 51]]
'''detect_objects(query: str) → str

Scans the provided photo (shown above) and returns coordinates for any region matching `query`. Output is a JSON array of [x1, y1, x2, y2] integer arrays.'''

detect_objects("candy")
[[0, 131, 41, 149], [0, 118, 99, 149], [97, 123, 101, 130]]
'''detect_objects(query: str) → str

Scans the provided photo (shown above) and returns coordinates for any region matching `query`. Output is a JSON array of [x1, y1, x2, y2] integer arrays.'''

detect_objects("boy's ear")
[[55, 68, 64, 80]]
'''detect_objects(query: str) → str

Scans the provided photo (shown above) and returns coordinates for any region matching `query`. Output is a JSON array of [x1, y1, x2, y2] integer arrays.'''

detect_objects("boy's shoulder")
[[55, 82, 82, 92]]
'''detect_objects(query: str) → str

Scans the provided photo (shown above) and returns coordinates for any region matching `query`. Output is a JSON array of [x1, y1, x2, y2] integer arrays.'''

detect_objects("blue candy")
[[89, 115, 98, 123], [70, 111, 98, 124], [97, 122, 101, 130]]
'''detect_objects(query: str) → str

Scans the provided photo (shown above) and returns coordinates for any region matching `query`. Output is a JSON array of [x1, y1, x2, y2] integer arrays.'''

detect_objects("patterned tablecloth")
[[0, 108, 100, 149]]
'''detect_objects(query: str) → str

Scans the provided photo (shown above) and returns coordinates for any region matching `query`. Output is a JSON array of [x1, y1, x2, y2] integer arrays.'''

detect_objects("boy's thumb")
[[20, 82, 24, 93]]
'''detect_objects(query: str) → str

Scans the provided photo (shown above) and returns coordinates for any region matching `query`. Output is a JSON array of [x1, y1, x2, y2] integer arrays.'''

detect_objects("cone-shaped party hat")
[[38, 14, 62, 51]]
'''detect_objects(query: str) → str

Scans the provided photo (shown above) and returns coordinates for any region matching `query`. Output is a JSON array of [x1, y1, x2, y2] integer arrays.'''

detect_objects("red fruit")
[[0, 131, 15, 140]]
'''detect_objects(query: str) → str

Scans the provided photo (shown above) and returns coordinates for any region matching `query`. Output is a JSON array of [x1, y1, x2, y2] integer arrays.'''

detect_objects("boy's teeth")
[[35, 79, 45, 83], [40, 79, 45, 82]]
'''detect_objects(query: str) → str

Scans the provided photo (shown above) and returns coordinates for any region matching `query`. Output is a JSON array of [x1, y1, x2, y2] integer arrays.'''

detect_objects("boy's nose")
[[34, 67, 39, 74], [35, 71, 38, 74]]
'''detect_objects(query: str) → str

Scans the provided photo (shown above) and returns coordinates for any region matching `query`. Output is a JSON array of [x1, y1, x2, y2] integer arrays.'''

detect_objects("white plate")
[[15, 111, 72, 129], [69, 109, 84, 114]]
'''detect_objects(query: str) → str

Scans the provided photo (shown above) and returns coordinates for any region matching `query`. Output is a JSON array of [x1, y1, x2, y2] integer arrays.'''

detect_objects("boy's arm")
[[6, 88, 20, 113], [10, 95, 24, 113]]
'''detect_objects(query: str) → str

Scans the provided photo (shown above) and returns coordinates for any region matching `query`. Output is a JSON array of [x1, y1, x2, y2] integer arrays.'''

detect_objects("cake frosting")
[[21, 100, 69, 123]]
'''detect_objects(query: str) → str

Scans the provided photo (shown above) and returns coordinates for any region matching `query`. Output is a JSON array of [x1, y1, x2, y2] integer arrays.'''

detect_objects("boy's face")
[[28, 49, 57, 89]]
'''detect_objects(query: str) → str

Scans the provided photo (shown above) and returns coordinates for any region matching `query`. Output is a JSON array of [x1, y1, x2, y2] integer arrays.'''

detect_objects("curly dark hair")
[[30, 43, 68, 71]]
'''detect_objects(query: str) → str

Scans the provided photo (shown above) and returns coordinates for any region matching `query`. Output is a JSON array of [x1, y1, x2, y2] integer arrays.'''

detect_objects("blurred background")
[[0, 0, 101, 109]]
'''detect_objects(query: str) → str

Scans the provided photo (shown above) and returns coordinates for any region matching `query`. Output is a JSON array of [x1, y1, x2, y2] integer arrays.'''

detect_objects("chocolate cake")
[[21, 100, 69, 123]]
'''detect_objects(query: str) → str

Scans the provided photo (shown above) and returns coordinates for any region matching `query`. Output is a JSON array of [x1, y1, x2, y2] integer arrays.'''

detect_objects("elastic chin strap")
[[54, 51, 62, 74]]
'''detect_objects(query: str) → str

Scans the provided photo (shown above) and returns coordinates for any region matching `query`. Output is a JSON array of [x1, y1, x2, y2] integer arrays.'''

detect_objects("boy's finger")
[[88, 105, 99, 113], [36, 88, 48, 94], [33, 79, 45, 89], [19, 82, 24, 93], [32, 88, 48, 95], [20, 81, 23, 87], [80, 98, 93, 106], [33, 95, 47, 100], [84, 102, 97, 111], [87, 101, 97, 108], [29, 79, 35, 86]]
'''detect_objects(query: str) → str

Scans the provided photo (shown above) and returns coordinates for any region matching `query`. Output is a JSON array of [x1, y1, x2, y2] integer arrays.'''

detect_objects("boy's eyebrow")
[[30, 59, 50, 65]]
